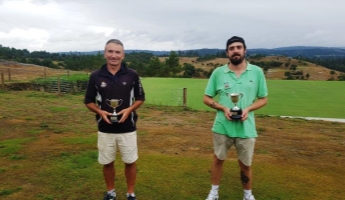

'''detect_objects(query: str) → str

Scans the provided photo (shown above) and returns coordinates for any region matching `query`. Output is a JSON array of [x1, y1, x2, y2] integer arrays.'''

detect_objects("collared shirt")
[[204, 62, 268, 138], [84, 63, 145, 133]]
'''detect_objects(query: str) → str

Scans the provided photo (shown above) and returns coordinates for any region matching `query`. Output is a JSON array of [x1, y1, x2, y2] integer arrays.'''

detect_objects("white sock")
[[127, 192, 135, 197], [211, 185, 219, 194], [244, 189, 252, 198], [108, 189, 116, 197]]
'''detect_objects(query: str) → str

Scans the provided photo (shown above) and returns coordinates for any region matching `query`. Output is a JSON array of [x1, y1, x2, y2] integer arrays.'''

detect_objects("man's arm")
[[246, 97, 268, 112], [117, 100, 144, 123], [241, 97, 268, 121], [204, 95, 268, 121], [85, 102, 113, 124], [203, 95, 232, 120]]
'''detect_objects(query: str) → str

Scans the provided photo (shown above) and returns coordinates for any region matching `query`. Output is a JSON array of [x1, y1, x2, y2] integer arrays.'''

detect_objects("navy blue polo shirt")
[[84, 63, 145, 133]]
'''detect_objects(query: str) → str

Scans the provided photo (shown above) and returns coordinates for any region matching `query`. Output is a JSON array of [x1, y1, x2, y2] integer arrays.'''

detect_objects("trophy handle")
[[106, 99, 111, 107], [118, 99, 123, 107]]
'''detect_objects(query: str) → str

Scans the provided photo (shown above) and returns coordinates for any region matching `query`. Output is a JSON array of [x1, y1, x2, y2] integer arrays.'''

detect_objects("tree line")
[[0, 45, 212, 78], [294, 56, 345, 73], [1, 44, 344, 79]]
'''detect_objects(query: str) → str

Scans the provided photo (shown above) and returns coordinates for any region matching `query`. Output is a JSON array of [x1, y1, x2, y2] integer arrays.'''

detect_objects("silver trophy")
[[229, 93, 243, 120], [106, 99, 123, 123]]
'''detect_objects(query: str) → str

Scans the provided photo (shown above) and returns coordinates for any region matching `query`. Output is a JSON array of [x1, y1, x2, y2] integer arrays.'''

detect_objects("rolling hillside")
[[0, 56, 341, 83], [0, 60, 84, 83], [159, 56, 340, 81]]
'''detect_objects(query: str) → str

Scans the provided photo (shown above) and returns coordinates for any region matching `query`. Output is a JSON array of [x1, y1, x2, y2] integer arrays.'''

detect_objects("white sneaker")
[[206, 190, 219, 200], [243, 195, 255, 200]]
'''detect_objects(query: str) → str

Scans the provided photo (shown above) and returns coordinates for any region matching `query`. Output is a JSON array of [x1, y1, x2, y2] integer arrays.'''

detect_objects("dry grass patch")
[[0, 61, 84, 83]]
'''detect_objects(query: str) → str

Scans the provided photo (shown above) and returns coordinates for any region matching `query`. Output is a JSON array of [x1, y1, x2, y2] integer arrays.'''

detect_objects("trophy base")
[[230, 109, 242, 120], [109, 115, 119, 123], [230, 115, 242, 120]]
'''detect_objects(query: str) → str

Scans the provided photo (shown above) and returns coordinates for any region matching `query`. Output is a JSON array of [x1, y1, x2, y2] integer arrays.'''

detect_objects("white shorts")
[[97, 131, 138, 165], [213, 132, 256, 166]]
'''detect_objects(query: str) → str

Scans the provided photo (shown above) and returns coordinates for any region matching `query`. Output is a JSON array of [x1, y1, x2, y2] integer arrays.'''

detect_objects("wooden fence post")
[[8, 68, 11, 81], [1, 73, 4, 89], [57, 77, 61, 95], [183, 88, 187, 107]]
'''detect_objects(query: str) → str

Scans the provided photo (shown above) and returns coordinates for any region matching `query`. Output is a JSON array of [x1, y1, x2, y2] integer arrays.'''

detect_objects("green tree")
[[146, 57, 165, 77], [182, 63, 196, 78], [338, 73, 345, 81], [290, 64, 297, 70], [28, 58, 41, 65], [165, 51, 182, 76], [41, 58, 53, 67], [128, 59, 146, 77]]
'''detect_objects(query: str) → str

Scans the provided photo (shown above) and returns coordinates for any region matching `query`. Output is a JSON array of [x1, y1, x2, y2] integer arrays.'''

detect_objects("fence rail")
[[1, 72, 188, 106], [0, 62, 187, 106], [0, 66, 87, 82], [2, 78, 88, 94], [0, 62, 89, 93]]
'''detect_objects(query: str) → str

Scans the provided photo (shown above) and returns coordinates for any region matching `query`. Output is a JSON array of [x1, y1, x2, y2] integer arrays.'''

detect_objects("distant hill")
[[165, 55, 341, 81], [0, 55, 338, 82], [248, 46, 345, 57], [61, 46, 345, 58]]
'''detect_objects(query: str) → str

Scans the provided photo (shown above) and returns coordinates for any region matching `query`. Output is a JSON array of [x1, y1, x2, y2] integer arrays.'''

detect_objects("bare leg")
[[211, 154, 225, 185], [103, 161, 115, 191], [125, 162, 137, 193], [238, 160, 252, 190]]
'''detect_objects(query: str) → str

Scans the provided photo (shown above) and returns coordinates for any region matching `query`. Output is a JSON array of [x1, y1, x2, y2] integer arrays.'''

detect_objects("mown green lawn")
[[141, 78, 345, 118]]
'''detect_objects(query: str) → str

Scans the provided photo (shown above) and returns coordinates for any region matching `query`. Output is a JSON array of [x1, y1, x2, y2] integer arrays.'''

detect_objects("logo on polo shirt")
[[100, 82, 107, 88], [224, 82, 230, 89]]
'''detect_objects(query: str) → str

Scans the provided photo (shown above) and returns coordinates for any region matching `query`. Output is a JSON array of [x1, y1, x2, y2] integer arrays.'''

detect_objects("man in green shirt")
[[204, 36, 268, 200]]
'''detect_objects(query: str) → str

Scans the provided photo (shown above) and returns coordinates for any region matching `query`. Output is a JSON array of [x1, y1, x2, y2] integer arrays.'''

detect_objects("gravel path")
[[279, 116, 345, 123]]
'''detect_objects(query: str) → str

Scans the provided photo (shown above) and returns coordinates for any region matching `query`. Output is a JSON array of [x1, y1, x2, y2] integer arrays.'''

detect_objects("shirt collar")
[[223, 61, 252, 73], [99, 62, 128, 76]]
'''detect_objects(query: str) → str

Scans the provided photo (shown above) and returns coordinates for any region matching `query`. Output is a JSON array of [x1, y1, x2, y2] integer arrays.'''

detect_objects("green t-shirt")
[[204, 62, 268, 138]]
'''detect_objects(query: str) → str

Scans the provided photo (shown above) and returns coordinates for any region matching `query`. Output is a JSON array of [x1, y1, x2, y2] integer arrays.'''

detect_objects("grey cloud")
[[1, 0, 345, 52]]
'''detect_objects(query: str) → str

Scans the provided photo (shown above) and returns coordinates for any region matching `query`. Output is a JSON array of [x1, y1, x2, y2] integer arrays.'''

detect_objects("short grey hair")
[[105, 39, 124, 49]]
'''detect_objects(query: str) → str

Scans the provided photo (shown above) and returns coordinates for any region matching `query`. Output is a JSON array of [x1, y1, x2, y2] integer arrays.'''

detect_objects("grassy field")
[[2, 57, 343, 119], [0, 90, 345, 199], [141, 78, 345, 119]]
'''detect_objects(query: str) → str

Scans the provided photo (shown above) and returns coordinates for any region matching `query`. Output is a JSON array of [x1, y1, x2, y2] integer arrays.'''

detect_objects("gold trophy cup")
[[229, 93, 243, 120], [106, 99, 123, 123]]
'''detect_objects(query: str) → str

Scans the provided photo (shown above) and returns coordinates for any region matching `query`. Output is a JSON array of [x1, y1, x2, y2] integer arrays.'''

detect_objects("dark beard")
[[229, 55, 244, 66]]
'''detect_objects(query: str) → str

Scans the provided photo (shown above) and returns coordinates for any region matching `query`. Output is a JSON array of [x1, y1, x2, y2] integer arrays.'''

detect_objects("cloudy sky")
[[1, 0, 344, 53]]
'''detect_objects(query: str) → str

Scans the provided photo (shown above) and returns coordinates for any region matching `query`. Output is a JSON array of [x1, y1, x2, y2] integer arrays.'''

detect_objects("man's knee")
[[125, 161, 136, 166]]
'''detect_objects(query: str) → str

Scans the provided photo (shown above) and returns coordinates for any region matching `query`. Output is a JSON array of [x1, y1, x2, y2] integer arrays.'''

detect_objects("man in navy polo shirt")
[[84, 39, 145, 200]]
